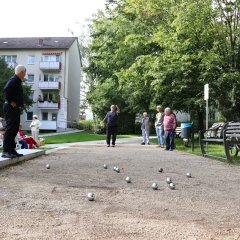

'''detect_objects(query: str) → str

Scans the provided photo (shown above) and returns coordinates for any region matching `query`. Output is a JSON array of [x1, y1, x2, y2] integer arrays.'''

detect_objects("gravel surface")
[[0, 143, 240, 240]]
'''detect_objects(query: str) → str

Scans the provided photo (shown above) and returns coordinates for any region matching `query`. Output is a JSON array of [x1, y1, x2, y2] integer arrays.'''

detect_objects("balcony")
[[37, 101, 60, 109], [40, 121, 57, 130], [39, 61, 61, 71], [38, 81, 60, 90]]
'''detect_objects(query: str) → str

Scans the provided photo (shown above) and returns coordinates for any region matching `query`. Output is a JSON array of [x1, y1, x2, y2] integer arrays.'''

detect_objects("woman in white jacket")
[[30, 115, 41, 143]]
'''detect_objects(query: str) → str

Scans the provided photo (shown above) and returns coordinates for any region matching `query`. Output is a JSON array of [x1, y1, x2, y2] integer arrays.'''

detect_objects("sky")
[[0, 0, 105, 38]]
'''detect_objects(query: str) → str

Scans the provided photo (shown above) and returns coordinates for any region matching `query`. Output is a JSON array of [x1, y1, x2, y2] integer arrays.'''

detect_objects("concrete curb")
[[0, 149, 46, 169]]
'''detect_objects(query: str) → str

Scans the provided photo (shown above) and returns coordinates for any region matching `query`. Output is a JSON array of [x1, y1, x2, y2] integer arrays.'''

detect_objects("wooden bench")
[[199, 122, 240, 161]]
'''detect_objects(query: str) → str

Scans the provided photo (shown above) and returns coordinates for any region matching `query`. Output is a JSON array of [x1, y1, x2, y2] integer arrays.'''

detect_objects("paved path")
[[44, 137, 144, 154]]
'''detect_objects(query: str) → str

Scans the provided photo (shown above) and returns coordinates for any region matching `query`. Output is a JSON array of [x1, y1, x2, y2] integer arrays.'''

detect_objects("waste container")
[[181, 123, 193, 139]]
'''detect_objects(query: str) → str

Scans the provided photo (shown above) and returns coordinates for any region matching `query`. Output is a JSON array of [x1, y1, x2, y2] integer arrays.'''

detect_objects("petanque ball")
[[87, 192, 95, 201], [158, 168, 163, 173], [166, 177, 172, 184], [186, 172, 192, 178], [125, 177, 131, 183], [151, 182, 158, 190], [46, 164, 50, 169], [169, 182, 175, 190], [115, 167, 120, 173], [103, 164, 108, 169]]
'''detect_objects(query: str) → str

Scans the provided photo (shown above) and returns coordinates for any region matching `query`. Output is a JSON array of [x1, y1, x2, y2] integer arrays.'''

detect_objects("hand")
[[10, 101, 17, 107]]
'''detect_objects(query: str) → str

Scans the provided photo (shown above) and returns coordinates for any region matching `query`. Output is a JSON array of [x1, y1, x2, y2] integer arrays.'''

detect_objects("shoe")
[[112, 145, 115, 147], [141, 142, 145, 145], [161, 145, 164, 148], [1, 152, 17, 158], [107, 145, 110, 147], [169, 148, 173, 151], [147, 143, 150, 145], [164, 148, 169, 151], [11, 150, 24, 157]]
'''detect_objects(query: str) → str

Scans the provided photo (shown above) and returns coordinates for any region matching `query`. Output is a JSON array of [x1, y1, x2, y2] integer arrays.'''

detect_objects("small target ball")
[[87, 192, 95, 201]]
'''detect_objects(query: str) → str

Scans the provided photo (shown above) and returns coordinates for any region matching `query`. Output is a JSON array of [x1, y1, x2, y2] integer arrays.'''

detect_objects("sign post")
[[204, 84, 209, 150]]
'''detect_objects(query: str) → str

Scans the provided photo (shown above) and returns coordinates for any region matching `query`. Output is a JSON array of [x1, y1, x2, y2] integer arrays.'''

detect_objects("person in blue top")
[[103, 105, 120, 147]]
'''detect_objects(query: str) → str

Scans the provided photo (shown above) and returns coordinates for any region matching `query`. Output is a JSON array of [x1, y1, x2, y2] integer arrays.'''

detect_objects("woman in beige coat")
[[29, 115, 41, 144]]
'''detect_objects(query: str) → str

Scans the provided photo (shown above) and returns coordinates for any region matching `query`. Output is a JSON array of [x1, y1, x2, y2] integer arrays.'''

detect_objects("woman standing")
[[29, 115, 41, 144], [155, 105, 164, 148]]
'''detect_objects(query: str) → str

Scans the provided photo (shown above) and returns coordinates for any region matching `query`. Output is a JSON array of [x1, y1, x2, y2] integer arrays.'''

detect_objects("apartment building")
[[0, 37, 82, 131]]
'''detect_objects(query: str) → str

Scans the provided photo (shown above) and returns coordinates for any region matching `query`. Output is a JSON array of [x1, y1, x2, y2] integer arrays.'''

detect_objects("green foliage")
[[85, 0, 240, 131], [0, 59, 33, 116]]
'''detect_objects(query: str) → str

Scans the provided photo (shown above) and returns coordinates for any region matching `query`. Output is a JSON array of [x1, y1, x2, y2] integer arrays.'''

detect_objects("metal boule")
[[166, 177, 172, 184], [151, 182, 158, 190], [115, 167, 120, 173], [169, 182, 175, 190], [46, 164, 50, 169], [103, 164, 108, 169], [87, 192, 95, 201], [186, 172, 192, 178], [125, 177, 131, 183], [158, 168, 163, 173]]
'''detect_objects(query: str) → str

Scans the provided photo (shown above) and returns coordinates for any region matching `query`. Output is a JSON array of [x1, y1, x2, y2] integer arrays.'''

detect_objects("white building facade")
[[0, 37, 82, 131]]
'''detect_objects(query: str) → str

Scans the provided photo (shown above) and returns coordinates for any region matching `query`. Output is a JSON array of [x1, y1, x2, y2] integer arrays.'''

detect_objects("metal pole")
[[206, 99, 209, 150]]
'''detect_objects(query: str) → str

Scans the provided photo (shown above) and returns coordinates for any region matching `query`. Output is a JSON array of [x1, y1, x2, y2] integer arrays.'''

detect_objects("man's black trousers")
[[3, 102, 20, 152], [106, 126, 117, 145]]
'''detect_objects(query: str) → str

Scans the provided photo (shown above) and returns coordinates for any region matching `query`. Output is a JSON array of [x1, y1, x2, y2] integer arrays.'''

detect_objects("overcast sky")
[[0, 0, 105, 38]]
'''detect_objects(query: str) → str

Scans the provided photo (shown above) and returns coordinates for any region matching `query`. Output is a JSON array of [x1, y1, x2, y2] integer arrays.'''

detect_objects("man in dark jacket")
[[103, 105, 120, 147], [2, 65, 26, 158]]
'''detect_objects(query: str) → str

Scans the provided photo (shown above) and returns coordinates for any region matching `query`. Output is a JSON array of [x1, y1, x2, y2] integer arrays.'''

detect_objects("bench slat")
[[226, 133, 240, 137], [225, 130, 240, 134], [226, 126, 240, 129], [202, 139, 224, 142], [227, 123, 240, 126]]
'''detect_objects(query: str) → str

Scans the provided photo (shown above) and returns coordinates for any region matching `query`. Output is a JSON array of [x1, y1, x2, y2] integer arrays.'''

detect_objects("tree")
[[86, 0, 240, 135]]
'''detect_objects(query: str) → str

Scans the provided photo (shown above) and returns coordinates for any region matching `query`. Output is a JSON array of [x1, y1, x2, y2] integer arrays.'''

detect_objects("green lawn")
[[44, 131, 135, 144], [150, 136, 240, 165]]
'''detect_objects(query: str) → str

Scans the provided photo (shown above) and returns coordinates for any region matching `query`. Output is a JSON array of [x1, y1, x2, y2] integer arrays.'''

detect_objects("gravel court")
[[0, 143, 240, 240]]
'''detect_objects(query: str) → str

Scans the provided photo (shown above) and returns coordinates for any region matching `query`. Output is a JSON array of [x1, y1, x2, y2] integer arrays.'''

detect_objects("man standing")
[[2, 65, 26, 158], [163, 107, 176, 151], [103, 105, 120, 147]]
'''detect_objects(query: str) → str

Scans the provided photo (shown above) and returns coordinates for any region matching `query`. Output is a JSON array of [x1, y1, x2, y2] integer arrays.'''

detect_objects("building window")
[[42, 112, 48, 120], [27, 74, 34, 83], [42, 55, 60, 62], [43, 92, 58, 102], [27, 112, 33, 121], [29, 91, 34, 101], [27, 55, 35, 65], [52, 113, 57, 121], [4, 55, 17, 63], [43, 74, 59, 82]]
